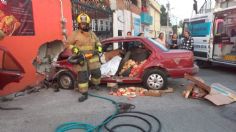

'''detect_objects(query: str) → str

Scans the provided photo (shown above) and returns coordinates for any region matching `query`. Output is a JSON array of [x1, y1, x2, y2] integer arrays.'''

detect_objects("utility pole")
[[166, 2, 170, 36]]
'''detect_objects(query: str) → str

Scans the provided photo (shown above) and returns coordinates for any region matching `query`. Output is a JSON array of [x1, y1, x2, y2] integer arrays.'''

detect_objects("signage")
[[0, 0, 35, 36], [189, 22, 211, 37]]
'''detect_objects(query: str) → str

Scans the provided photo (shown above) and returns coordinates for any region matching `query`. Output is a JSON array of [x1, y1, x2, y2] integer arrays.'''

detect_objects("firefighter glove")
[[72, 46, 80, 54]]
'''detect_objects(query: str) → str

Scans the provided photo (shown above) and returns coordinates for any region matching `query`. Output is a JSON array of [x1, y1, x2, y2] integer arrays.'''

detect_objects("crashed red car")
[[0, 46, 25, 90], [33, 37, 198, 90], [100, 37, 198, 89]]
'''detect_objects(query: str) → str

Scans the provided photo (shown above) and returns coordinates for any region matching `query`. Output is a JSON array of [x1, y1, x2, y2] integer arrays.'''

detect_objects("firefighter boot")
[[78, 92, 88, 102]]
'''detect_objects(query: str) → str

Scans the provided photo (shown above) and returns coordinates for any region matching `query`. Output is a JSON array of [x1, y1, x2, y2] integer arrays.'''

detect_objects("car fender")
[[53, 69, 76, 80], [140, 64, 168, 79]]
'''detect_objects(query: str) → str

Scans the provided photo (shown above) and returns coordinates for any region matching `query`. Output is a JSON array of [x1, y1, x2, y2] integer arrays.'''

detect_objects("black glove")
[[67, 54, 85, 66]]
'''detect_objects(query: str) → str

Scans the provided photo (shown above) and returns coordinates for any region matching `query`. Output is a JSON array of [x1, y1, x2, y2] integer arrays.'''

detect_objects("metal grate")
[[71, 0, 113, 40]]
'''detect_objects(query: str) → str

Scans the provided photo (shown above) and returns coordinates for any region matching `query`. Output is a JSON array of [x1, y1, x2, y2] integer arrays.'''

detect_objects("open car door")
[[0, 46, 25, 90]]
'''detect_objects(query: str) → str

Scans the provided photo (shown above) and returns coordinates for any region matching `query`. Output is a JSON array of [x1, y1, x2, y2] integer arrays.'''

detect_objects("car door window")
[[3, 52, 21, 71]]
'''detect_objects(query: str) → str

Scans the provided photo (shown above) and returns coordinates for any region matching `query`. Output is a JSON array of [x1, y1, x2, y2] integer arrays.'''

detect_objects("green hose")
[[55, 93, 162, 132], [55, 93, 119, 132]]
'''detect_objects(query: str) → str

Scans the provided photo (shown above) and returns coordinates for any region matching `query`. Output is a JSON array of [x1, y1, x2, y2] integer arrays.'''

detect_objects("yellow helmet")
[[77, 13, 90, 24]]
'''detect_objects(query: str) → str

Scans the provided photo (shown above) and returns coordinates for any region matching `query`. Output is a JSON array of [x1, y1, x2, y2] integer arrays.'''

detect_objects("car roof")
[[101, 36, 146, 43]]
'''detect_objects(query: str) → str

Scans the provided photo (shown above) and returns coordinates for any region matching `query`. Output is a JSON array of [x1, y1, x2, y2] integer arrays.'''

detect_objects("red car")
[[34, 37, 198, 90], [0, 46, 25, 89]]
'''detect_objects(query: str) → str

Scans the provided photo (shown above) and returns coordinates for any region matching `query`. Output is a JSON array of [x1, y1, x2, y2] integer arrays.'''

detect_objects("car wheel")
[[143, 69, 168, 90], [57, 71, 75, 89]]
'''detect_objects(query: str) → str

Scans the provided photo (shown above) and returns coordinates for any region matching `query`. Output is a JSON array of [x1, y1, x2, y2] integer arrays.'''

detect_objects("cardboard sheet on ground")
[[204, 83, 236, 106], [100, 56, 122, 76]]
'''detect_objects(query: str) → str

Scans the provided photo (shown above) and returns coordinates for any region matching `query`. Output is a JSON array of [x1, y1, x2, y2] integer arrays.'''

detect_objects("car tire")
[[143, 69, 168, 90], [57, 71, 75, 90], [196, 60, 211, 68]]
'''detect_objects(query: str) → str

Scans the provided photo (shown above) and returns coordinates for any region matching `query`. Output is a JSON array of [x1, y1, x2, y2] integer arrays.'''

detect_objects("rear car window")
[[3, 53, 21, 71], [147, 38, 169, 52]]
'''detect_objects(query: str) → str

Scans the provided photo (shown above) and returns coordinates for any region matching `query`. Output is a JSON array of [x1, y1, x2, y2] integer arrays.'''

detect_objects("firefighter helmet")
[[77, 13, 90, 24]]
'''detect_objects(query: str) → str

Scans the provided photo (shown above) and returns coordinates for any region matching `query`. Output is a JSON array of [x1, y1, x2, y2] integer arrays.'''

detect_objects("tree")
[[160, 5, 171, 26]]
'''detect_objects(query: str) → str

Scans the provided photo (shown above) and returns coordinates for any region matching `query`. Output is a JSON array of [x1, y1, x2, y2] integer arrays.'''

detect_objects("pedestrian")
[[138, 32, 144, 37], [181, 31, 194, 51], [66, 13, 103, 102], [127, 31, 132, 36], [170, 33, 179, 49], [124, 31, 133, 51], [156, 32, 167, 47]]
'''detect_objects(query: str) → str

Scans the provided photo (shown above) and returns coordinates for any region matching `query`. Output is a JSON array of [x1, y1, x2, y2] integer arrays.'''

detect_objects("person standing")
[[66, 13, 102, 102], [127, 31, 132, 36], [138, 32, 144, 37], [156, 32, 167, 47], [181, 31, 194, 51], [170, 33, 179, 49]]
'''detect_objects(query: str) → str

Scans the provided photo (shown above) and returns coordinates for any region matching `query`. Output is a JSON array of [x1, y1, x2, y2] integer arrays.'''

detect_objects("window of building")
[[131, 0, 138, 6]]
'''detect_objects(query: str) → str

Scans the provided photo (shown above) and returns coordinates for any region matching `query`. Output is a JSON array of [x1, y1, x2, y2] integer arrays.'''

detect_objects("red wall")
[[0, 0, 73, 96]]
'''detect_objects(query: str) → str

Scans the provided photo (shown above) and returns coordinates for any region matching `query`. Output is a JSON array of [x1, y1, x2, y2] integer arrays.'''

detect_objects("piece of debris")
[[182, 82, 195, 99], [159, 87, 174, 94], [183, 74, 236, 106], [143, 90, 161, 97], [110, 87, 174, 98], [204, 83, 236, 106], [191, 86, 207, 99], [184, 74, 211, 92], [107, 83, 118, 89], [109, 87, 146, 97]]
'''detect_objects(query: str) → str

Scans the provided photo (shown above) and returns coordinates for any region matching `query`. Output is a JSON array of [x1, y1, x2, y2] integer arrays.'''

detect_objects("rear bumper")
[[168, 64, 199, 78]]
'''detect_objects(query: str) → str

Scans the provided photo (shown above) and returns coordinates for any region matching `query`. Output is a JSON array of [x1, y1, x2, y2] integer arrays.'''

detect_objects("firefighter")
[[66, 13, 102, 102]]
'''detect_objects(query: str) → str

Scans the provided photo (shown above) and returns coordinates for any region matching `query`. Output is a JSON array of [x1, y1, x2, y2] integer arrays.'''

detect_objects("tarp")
[[100, 56, 122, 77]]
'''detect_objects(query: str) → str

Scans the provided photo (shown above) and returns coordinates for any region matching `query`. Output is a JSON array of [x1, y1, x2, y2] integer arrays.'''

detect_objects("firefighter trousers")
[[74, 55, 101, 93]]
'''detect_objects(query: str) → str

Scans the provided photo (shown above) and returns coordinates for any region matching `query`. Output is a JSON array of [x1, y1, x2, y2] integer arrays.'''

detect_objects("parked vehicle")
[[183, 6, 236, 67], [33, 37, 198, 90], [0, 46, 25, 89]]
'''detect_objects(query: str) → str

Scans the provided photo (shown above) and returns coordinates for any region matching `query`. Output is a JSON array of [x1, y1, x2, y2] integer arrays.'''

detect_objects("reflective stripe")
[[88, 56, 99, 63], [97, 46, 102, 53], [78, 82, 88, 89], [79, 45, 94, 51], [91, 78, 101, 85], [72, 47, 79, 54]]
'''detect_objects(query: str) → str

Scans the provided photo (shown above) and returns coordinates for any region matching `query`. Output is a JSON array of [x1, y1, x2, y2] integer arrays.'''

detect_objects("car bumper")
[[168, 64, 199, 78]]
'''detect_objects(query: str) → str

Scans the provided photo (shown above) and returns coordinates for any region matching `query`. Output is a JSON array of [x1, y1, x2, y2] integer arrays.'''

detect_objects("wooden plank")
[[158, 87, 174, 93], [184, 74, 211, 93], [183, 82, 195, 99]]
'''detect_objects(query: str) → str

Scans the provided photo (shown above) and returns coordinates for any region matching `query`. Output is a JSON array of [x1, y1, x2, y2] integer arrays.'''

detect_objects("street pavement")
[[0, 65, 236, 132]]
